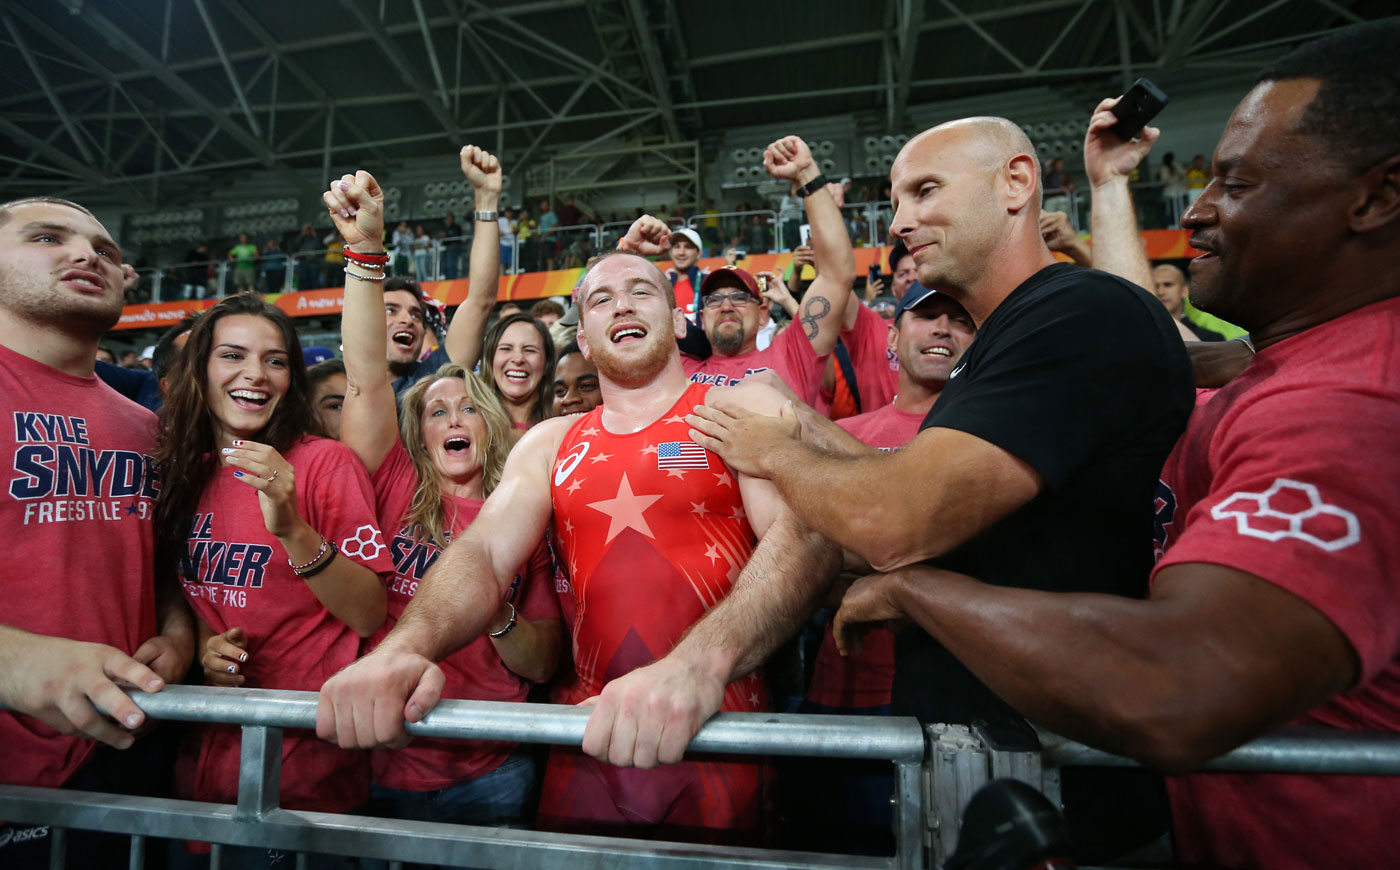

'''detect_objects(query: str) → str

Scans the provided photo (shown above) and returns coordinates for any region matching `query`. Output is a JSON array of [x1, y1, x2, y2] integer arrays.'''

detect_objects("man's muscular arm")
[[580, 478, 841, 769], [764, 137, 854, 355], [833, 561, 1356, 772], [316, 418, 568, 749], [689, 403, 1040, 570]]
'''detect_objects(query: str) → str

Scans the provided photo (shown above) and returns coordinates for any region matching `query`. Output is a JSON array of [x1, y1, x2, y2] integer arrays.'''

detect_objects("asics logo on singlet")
[[1210, 478, 1360, 552], [554, 442, 590, 486], [0, 826, 50, 848]]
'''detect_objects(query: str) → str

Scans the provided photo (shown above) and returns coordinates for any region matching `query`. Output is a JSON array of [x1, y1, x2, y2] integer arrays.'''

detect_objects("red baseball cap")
[[699, 266, 761, 300]]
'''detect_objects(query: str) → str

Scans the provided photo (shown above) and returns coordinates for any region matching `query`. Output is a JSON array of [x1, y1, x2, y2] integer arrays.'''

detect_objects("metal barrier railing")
[[0, 685, 927, 869], [922, 722, 1400, 866]]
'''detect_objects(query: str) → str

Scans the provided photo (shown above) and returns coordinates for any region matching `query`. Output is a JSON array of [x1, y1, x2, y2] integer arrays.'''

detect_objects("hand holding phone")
[[1109, 78, 1169, 140]]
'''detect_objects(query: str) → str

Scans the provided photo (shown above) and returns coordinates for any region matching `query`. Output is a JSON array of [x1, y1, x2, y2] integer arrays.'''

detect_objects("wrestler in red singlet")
[[537, 381, 768, 839]]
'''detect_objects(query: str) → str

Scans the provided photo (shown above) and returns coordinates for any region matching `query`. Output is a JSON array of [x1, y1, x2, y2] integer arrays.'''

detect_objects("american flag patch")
[[657, 441, 710, 469]]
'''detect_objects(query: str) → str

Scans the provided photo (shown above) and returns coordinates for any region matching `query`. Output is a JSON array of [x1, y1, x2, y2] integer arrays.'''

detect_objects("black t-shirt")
[[901, 263, 1194, 858]]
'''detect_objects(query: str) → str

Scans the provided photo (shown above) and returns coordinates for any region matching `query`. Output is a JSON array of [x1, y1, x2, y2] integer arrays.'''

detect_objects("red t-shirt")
[[818, 303, 899, 418], [0, 345, 160, 788], [806, 403, 927, 709], [548, 383, 766, 713], [1153, 296, 1400, 870], [683, 322, 828, 407], [367, 440, 559, 790], [176, 436, 393, 813]]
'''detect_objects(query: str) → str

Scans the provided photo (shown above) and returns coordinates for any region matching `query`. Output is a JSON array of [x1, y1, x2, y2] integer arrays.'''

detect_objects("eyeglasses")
[[701, 290, 757, 309]]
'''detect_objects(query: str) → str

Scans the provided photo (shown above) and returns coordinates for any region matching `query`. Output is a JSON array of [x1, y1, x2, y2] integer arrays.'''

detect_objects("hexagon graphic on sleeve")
[[1209, 478, 1360, 552], [341, 524, 387, 561]]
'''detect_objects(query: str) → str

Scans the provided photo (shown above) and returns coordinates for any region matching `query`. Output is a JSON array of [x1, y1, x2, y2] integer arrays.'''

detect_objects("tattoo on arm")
[[800, 295, 831, 340]]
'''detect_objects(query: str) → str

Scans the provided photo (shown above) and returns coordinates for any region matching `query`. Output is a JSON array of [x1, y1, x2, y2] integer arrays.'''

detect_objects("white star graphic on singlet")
[[589, 452, 613, 464], [641, 443, 659, 456], [730, 504, 746, 520], [748, 692, 760, 706], [691, 501, 710, 517], [580, 425, 601, 436], [663, 414, 686, 425], [665, 468, 689, 479], [586, 473, 662, 543], [563, 518, 574, 535], [704, 543, 721, 565], [566, 477, 584, 494], [714, 472, 733, 487]]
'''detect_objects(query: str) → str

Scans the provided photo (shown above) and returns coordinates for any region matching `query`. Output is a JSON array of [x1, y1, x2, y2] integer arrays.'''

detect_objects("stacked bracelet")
[[290, 537, 338, 578], [343, 249, 390, 268], [344, 268, 386, 282]]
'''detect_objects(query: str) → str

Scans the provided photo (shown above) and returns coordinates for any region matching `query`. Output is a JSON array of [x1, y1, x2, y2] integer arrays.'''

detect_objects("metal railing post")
[[236, 725, 282, 820]]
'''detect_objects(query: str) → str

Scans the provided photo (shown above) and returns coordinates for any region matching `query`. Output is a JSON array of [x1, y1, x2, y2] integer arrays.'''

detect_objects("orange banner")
[[113, 231, 1201, 329]]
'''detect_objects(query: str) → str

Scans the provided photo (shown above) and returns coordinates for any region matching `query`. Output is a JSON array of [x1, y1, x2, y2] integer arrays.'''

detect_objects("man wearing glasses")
[[675, 137, 855, 406]]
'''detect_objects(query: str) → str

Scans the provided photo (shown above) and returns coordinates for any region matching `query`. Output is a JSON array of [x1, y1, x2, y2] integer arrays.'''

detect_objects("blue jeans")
[[362, 753, 535, 869]]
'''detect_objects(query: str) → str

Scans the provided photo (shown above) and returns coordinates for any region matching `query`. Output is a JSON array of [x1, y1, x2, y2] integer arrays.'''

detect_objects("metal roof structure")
[[0, 0, 1390, 214]]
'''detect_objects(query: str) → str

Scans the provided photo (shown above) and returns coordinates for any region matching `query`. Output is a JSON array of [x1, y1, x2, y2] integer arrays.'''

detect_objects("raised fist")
[[459, 145, 503, 194], [323, 170, 385, 250], [763, 136, 817, 183], [618, 215, 672, 257]]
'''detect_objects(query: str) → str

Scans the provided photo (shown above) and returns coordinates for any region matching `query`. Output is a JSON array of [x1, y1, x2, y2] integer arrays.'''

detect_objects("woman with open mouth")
[[483, 312, 557, 433], [331, 168, 563, 836], [154, 292, 393, 868]]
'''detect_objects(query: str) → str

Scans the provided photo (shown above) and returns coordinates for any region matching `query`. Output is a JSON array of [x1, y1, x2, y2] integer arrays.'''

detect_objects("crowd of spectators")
[[2, 19, 1397, 870]]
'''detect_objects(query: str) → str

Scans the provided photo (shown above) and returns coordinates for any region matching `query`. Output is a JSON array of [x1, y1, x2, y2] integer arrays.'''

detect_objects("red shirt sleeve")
[[302, 439, 396, 578], [1154, 386, 1400, 681]]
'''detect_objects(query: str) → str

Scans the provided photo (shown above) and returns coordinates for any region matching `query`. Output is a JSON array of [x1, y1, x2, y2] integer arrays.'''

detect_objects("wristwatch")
[[473, 210, 498, 223], [793, 173, 830, 198]]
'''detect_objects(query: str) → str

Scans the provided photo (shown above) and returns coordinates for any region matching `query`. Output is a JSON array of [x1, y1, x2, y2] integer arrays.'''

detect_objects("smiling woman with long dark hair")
[[155, 292, 391, 868]]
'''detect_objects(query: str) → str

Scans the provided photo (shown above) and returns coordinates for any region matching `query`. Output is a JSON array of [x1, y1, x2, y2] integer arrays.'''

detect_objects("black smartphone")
[[1110, 78, 1169, 140], [868, 265, 883, 285]]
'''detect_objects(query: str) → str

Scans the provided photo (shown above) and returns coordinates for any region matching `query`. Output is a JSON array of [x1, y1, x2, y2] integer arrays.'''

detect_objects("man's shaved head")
[[903, 117, 1041, 187]]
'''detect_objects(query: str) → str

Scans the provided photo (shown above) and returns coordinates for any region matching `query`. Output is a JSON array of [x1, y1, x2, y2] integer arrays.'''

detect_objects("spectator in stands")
[[118, 348, 139, 367], [157, 294, 389, 866], [1157, 151, 1188, 225], [621, 116, 1194, 862], [228, 232, 257, 293], [1151, 264, 1224, 340], [318, 243, 838, 844], [516, 208, 536, 273], [536, 198, 558, 270], [529, 298, 564, 327], [322, 231, 345, 288], [664, 227, 707, 321], [293, 223, 321, 291], [411, 224, 432, 279], [391, 220, 414, 277], [1185, 153, 1209, 202], [620, 137, 853, 408], [441, 212, 464, 281], [95, 345, 115, 364], [261, 237, 287, 294], [0, 196, 193, 869], [182, 242, 213, 299], [308, 358, 347, 441], [329, 173, 562, 832], [742, 213, 770, 253], [482, 313, 556, 432], [384, 146, 504, 399], [498, 207, 517, 274], [551, 339, 601, 417]]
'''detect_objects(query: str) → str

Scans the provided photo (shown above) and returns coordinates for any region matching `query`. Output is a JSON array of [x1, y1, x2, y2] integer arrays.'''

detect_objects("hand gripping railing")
[[0, 685, 929, 870]]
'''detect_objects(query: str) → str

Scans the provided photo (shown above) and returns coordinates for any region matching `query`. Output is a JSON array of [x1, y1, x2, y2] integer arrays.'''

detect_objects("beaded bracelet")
[[345, 268, 387, 282], [297, 543, 339, 580], [289, 536, 329, 572]]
